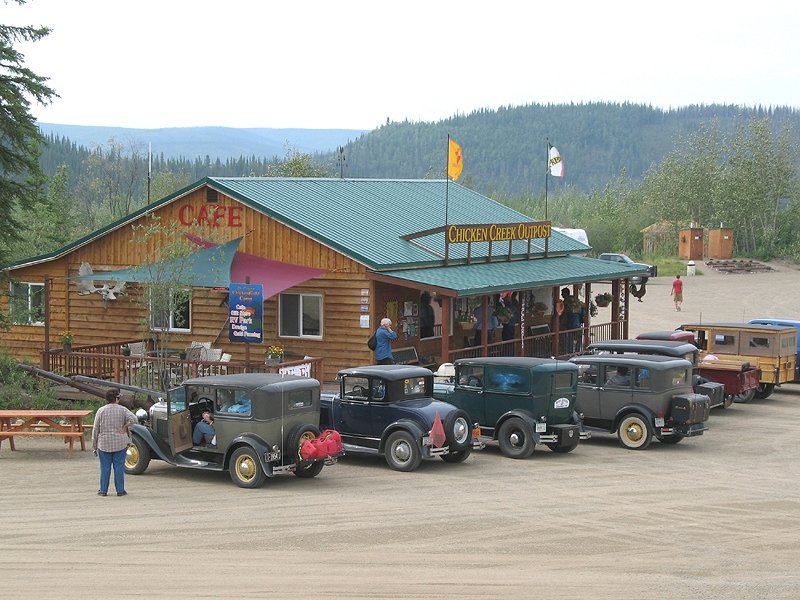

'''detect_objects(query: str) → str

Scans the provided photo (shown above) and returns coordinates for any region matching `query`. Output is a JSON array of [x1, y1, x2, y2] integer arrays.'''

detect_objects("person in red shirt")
[[671, 274, 684, 311]]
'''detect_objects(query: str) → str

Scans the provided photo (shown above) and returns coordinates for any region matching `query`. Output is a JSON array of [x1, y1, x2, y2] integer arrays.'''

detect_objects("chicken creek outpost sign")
[[447, 221, 551, 243], [228, 283, 263, 343]]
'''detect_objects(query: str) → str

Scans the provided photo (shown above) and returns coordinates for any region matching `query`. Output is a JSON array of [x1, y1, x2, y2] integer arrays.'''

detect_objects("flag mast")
[[545, 138, 550, 220]]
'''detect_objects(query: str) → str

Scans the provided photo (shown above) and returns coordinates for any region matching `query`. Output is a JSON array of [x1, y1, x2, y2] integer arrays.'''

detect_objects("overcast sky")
[[6, 0, 800, 130]]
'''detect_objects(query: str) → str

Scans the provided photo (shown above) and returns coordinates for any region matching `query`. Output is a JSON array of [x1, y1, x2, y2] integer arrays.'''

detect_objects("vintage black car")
[[124, 373, 340, 488], [433, 357, 587, 458], [319, 365, 481, 472], [569, 354, 711, 450]]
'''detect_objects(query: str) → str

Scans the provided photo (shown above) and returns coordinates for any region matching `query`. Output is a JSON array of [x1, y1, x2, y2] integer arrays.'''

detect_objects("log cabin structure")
[[1, 177, 648, 384]]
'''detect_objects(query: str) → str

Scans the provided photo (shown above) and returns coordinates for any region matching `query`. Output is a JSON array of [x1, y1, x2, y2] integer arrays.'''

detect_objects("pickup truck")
[[319, 365, 482, 472], [598, 253, 657, 283]]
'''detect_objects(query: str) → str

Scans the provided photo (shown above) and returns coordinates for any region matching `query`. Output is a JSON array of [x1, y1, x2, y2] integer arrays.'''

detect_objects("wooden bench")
[[392, 347, 436, 369]]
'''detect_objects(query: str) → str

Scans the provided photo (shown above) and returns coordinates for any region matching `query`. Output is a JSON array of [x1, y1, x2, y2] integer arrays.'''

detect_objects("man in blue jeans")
[[374, 318, 398, 365], [92, 389, 137, 497]]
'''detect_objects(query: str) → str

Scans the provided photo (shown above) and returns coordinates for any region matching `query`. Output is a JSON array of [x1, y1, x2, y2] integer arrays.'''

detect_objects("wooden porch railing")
[[446, 320, 623, 363], [41, 345, 323, 393]]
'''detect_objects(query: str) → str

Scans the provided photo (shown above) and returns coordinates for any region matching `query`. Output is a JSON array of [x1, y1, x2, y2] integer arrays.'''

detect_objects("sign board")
[[279, 362, 312, 377], [228, 283, 263, 343]]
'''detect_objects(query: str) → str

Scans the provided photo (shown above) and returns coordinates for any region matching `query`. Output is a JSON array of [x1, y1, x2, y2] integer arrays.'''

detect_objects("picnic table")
[[0, 409, 92, 458]]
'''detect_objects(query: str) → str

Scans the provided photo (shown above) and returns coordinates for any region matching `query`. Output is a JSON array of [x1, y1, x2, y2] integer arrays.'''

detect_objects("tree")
[[0, 5, 57, 261]]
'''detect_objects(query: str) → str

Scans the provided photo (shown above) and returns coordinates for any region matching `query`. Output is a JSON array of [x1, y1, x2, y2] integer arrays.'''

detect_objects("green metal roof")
[[5, 177, 595, 277], [208, 177, 590, 270], [374, 255, 649, 297]]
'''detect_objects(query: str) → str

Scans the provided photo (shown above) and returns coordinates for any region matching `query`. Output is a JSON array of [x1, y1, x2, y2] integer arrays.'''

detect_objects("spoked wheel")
[[124, 435, 151, 475], [733, 389, 756, 404], [229, 447, 266, 488], [617, 414, 652, 450], [384, 430, 422, 472], [497, 417, 535, 459]]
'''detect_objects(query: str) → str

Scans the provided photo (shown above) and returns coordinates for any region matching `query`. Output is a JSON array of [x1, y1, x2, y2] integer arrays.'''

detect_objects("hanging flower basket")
[[458, 320, 475, 331], [595, 293, 612, 307]]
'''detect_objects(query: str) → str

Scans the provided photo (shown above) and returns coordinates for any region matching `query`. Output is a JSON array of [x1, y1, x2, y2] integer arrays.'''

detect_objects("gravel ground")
[[1, 260, 799, 599]]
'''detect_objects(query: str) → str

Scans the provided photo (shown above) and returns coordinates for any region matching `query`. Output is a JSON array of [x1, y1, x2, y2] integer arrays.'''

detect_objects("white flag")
[[548, 145, 564, 178]]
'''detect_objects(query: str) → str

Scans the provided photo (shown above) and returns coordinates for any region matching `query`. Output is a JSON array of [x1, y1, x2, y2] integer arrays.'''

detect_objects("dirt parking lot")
[[1, 261, 799, 599]]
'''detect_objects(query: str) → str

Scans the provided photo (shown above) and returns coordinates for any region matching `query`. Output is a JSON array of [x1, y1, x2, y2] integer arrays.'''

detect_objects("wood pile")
[[706, 259, 774, 274]]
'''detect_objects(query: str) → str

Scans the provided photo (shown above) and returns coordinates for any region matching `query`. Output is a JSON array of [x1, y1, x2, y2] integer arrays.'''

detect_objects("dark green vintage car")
[[124, 373, 340, 488], [432, 357, 587, 459]]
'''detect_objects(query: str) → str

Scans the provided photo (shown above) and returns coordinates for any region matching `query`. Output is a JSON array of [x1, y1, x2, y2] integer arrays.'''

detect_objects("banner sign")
[[228, 283, 263, 343]]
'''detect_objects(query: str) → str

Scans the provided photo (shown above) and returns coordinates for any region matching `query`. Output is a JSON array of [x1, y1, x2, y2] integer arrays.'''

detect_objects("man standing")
[[374, 318, 398, 365], [671, 274, 684, 311], [92, 389, 137, 497]]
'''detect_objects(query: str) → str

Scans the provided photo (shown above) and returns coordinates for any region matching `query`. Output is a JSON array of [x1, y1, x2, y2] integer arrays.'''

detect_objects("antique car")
[[432, 357, 587, 458], [124, 373, 341, 488], [677, 322, 797, 399], [748, 318, 800, 382], [588, 339, 732, 408], [569, 354, 711, 450], [319, 365, 482, 472]]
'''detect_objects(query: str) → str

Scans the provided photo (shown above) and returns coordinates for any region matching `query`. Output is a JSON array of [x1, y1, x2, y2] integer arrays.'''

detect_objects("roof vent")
[[207, 189, 218, 203]]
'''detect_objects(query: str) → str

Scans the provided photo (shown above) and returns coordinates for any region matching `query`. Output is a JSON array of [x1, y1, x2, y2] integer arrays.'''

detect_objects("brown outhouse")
[[707, 228, 734, 259], [678, 227, 704, 260]]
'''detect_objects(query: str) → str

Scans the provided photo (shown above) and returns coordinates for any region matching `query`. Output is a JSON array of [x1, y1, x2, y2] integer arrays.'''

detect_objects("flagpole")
[[545, 139, 549, 220], [445, 134, 450, 229]]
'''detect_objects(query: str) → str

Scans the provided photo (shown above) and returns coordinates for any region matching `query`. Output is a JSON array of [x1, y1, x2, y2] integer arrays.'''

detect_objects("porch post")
[[441, 296, 451, 364]]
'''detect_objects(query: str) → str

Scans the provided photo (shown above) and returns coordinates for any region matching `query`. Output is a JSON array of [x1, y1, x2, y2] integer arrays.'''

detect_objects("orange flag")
[[448, 138, 463, 181], [430, 412, 447, 448]]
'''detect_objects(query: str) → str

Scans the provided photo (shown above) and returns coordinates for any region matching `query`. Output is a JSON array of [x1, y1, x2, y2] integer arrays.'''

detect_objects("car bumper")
[[661, 423, 708, 437]]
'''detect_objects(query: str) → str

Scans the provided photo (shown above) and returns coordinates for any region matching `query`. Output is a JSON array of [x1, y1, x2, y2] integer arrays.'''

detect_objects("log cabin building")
[[1, 177, 647, 383]]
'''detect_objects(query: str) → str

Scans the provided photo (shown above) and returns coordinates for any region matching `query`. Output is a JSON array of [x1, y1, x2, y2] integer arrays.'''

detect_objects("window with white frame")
[[9, 282, 45, 325], [279, 293, 322, 338], [151, 288, 191, 332]]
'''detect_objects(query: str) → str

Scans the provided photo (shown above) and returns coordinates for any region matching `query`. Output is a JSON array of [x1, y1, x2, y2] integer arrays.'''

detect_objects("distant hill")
[[37, 123, 367, 160], [36, 103, 800, 197]]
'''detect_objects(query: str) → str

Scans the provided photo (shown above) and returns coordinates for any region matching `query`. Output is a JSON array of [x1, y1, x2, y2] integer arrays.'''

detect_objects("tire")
[[733, 389, 756, 404], [721, 395, 734, 408], [754, 383, 774, 399], [617, 414, 653, 450], [229, 447, 266, 488], [440, 448, 471, 463], [287, 423, 324, 478], [444, 410, 472, 452], [124, 435, 151, 475], [497, 417, 535, 459], [384, 430, 422, 472]]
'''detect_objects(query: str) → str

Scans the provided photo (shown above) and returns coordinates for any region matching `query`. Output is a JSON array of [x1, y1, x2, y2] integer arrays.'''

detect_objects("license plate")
[[535, 422, 547, 433], [654, 417, 665, 427], [265, 451, 279, 462]]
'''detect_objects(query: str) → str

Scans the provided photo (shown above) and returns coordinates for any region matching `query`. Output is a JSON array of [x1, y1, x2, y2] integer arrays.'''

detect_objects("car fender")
[[493, 410, 540, 442], [224, 433, 276, 477], [128, 424, 174, 463], [378, 419, 426, 454], [612, 404, 657, 431]]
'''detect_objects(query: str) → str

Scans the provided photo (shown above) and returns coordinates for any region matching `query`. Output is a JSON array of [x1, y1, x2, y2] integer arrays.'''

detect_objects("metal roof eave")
[[369, 255, 650, 297]]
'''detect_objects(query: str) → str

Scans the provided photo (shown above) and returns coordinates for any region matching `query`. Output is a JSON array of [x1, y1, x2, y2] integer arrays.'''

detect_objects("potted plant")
[[59, 331, 74, 352], [595, 292, 612, 307], [495, 305, 511, 324], [532, 301, 548, 317], [121, 345, 131, 356], [456, 312, 475, 330], [266, 345, 284, 365]]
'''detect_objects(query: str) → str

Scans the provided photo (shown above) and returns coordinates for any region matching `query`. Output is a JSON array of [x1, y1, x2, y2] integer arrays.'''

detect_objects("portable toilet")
[[679, 227, 704, 260], [708, 228, 734, 259]]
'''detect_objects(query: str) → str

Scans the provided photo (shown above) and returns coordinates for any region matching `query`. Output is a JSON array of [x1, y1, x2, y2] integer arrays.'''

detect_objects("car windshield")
[[168, 386, 187, 414]]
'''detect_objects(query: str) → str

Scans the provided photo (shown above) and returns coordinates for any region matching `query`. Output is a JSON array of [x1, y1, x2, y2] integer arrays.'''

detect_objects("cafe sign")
[[447, 221, 551, 243]]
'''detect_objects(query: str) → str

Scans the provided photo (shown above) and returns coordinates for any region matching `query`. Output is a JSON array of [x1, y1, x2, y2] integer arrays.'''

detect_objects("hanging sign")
[[228, 283, 264, 343]]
